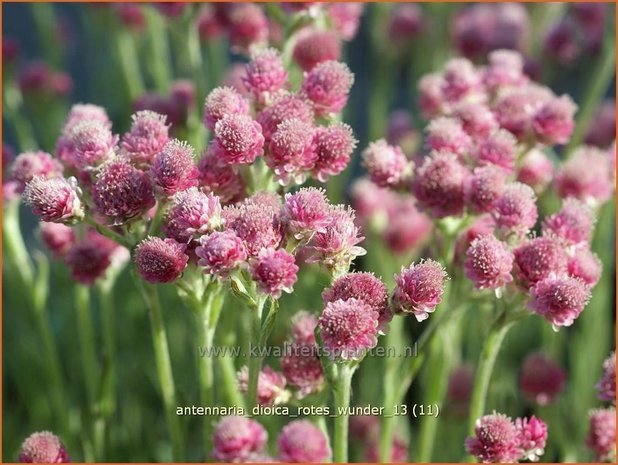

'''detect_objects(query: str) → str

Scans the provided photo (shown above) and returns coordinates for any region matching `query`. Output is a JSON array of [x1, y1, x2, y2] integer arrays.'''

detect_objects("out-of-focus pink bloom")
[[596, 352, 616, 403], [150, 139, 199, 197], [282, 187, 331, 241], [383, 196, 432, 254], [418, 73, 445, 119], [323, 272, 391, 335], [519, 352, 566, 406], [366, 436, 408, 462], [388, 4, 423, 42], [555, 146, 614, 204], [301, 60, 354, 116], [197, 5, 222, 41], [454, 102, 498, 141], [465, 165, 507, 214], [318, 298, 379, 360], [515, 416, 548, 462], [226, 3, 269, 52], [585, 99, 616, 148], [465, 412, 521, 463], [23, 176, 84, 224], [532, 95, 577, 145], [92, 159, 155, 224], [544, 19, 580, 65], [413, 151, 469, 218], [585, 408, 616, 462], [11, 151, 63, 192], [116, 3, 145, 29], [196, 230, 246, 278], [426, 117, 472, 158], [39, 222, 75, 259], [517, 149, 554, 192], [18, 61, 73, 97], [121, 110, 169, 167], [256, 92, 314, 143], [223, 200, 282, 256], [542, 198, 595, 245], [237, 365, 287, 406], [392, 259, 448, 321], [387, 110, 418, 152], [61, 103, 111, 133], [267, 118, 316, 184], [163, 187, 221, 243], [19, 431, 70, 463], [134, 237, 188, 284], [243, 48, 288, 105], [447, 365, 474, 416], [289, 311, 318, 345], [203, 86, 250, 132], [312, 122, 357, 182], [349, 178, 394, 226], [328, 3, 364, 41], [293, 29, 341, 72], [529, 275, 591, 329], [198, 146, 245, 204], [212, 114, 264, 165], [483, 49, 527, 91], [64, 230, 122, 285], [464, 234, 513, 290], [492, 182, 538, 234], [222, 63, 249, 95], [277, 420, 331, 462], [250, 248, 298, 298], [514, 236, 568, 289], [2, 36, 20, 64], [68, 121, 117, 170], [170, 80, 195, 116], [212, 416, 268, 462], [568, 247, 602, 287], [455, 215, 496, 261], [154, 3, 186, 17], [493, 85, 552, 140], [442, 57, 481, 103], [475, 129, 517, 173], [362, 139, 409, 188]]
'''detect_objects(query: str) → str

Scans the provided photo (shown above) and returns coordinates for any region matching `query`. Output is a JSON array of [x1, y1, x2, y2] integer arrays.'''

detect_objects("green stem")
[[146, 9, 172, 92], [30, 3, 62, 66], [3, 202, 34, 285], [84, 216, 132, 248], [333, 364, 355, 463], [247, 296, 268, 408], [75, 285, 98, 406], [115, 29, 145, 103], [3, 82, 37, 151]]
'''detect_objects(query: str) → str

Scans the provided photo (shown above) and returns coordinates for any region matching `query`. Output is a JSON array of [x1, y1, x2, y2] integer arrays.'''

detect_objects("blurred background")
[[3, 2, 616, 462]]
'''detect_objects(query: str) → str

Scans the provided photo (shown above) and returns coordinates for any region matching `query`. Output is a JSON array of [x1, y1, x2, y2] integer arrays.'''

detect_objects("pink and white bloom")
[[392, 259, 448, 321]]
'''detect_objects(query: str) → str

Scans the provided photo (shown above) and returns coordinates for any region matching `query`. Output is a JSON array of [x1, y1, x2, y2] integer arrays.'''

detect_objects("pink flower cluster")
[[19, 431, 70, 463], [465, 412, 548, 463]]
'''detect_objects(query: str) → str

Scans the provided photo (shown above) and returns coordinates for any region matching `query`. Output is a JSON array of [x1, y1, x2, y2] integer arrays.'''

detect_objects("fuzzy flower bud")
[[362, 139, 409, 188], [454, 102, 498, 141], [519, 352, 566, 406], [243, 48, 288, 104], [267, 118, 316, 183], [227, 3, 269, 52], [11, 151, 62, 192], [282, 187, 331, 241], [542, 198, 595, 245], [555, 146, 614, 204], [312, 122, 357, 182], [68, 120, 117, 169], [513, 237, 568, 288], [532, 95, 577, 145], [464, 234, 513, 290], [465, 413, 521, 463], [237, 365, 288, 406], [328, 3, 364, 41], [23, 176, 84, 224], [250, 248, 298, 298], [529, 275, 591, 329], [301, 60, 354, 116], [121, 110, 169, 166], [212, 416, 268, 462], [198, 147, 245, 204], [517, 149, 554, 191], [596, 352, 616, 403], [277, 420, 331, 462], [475, 129, 517, 173], [425, 117, 472, 158], [516, 416, 548, 462], [39, 222, 75, 259], [442, 57, 481, 102], [492, 182, 538, 234], [293, 29, 341, 72], [223, 200, 282, 257], [586, 408, 616, 462], [19, 431, 70, 463], [465, 165, 507, 214], [418, 73, 445, 119], [196, 230, 246, 277], [134, 237, 189, 284], [392, 260, 448, 321], [281, 331, 324, 398], [150, 139, 199, 196], [568, 247, 602, 288], [163, 188, 221, 243], [203, 86, 250, 131], [483, 49, 527, 91], [64, 230, 123, 285], [256, 92, 314, 143], [213, 114, 264, 165]]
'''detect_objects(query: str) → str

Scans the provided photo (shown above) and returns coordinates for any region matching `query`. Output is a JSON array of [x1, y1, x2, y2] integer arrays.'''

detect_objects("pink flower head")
[[290, 311, 318, 344], [312, 122, 357, 182], [318, 298, 379, 360], [116, 3, 145, 29], [301, 60, 354, 116], [413, 151, 469, 218], [198, 146, 245, 204], [454, 102, 498, 141], [243, 48, 288, 104], [203, 86, 250, 131], [464, 234, 514, 290], [61, 103, 111, 134], [163, 187, 222, 243], [515, 416, 548, 462], [513, 236, 568, 288], [226, 3, 269, 52], [568, 247, 602, 287], [256, 92, 314, 143], [383, 197, 432, 254], [425, 117, 472, 158], [349, 178, 393, 223], [19, 431, 70, 463], [278, 420, 331, 462], [475, 129, 517, 173], [465, 412, 521, 463], [11, 151, 63, 192], [197, 5, 222, 40], [492, 182, 538, 234], [465, 165, 507, 214], [596, 352, 616, 403], [544, 19, 580, 65], [555, 146, 614, 204], [328, 3, 364, 41], [388, 3, 423, 42], [281, 340, 324, 398], [250, 248, 298, 298], [306, 205, 366, 274], [196, 230, 246, 277], [392, 259, 448, 321], [266, 118, 316, 183], [362, 139, 409, 188], [282, 187, 331, 241], [223, 201, 282, 257], [39, 222, 75, 259], [68, 120, 117, 169], [23, 176, 84, 224], [442, 57, 481, 103], [447, 365, 474, 415], [92, 158, 155, 224], [529, 275, 591, 328], [150, 139, 199, 197], [237, 365, 287, 406], [212, 416, 268, 462], [323, 272, 391, 335], [586, 408, 616, 462], [483, 49, 527, 91], [542, 198, 595, 245], [519, 352, 566, 406], [533, 95, 577, 145], [585, 99, 616, 148], [121, 110, 169, 166], [418, 73, 446, 119], [517, 149, 554, 191], [134, 237, 188, 284], [64, 230, 122, 285], [366, 436, 408, 462], [212, 114, 264, 165], [293, 29, 341, 72], [494, 85, 551, 140]]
